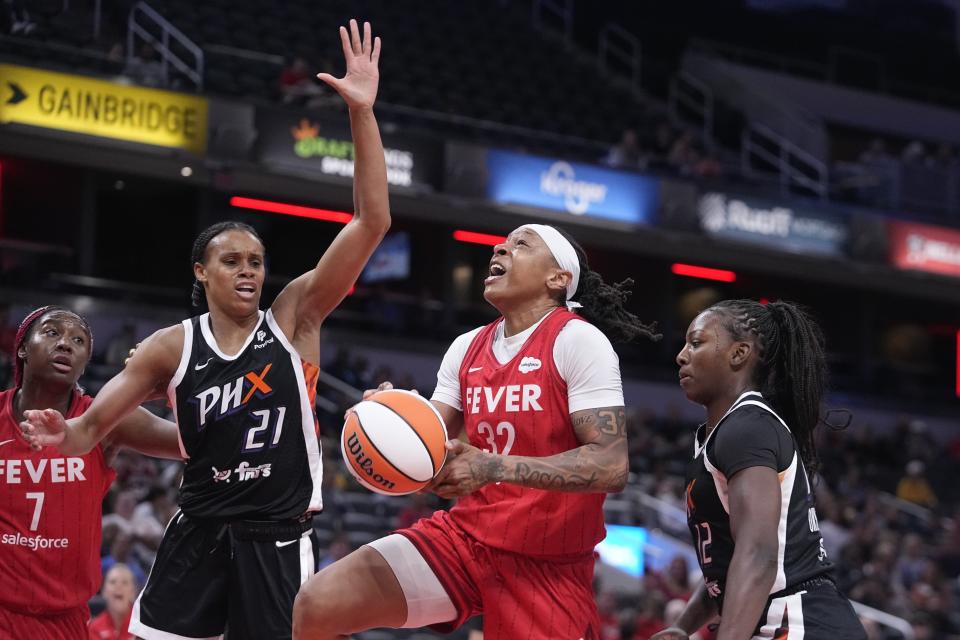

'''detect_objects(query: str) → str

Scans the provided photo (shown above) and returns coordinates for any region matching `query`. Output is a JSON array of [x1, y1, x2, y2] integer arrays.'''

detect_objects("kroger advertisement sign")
[[698, 192, 849, 257], [485, 150, 658, 224]]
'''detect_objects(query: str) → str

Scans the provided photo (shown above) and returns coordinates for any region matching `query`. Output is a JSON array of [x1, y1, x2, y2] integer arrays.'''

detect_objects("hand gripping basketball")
[[341, 387, 447, 495]]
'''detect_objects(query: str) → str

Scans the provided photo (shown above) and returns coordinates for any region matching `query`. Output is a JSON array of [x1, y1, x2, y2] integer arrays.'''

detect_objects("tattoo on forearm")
[[472, 455, 506, 484], [515, 462, 598, 491]]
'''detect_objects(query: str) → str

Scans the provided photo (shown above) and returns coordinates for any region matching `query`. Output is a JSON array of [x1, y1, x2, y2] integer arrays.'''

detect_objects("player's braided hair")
[[707, 299, 827, 474], [554, 228, 661, 344], [190, 221, 263, 307]]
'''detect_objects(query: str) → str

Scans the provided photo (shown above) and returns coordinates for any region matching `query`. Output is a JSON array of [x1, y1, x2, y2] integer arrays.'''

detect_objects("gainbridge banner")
[[0, 64, 208, 153]]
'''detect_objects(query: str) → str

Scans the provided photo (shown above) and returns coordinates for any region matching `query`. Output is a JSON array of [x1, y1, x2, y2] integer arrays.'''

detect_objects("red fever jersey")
[[0, 389, 115, 614], [450, 308, 606, 557]]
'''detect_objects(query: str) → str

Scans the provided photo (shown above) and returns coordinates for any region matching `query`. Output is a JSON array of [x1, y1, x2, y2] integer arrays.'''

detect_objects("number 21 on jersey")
[[243, 407, 286, 452]]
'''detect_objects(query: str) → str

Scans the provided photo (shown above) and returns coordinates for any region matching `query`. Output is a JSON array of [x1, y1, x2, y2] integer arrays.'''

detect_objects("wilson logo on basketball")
[[192, 364, 274, 427], [344, 432, 396, 491], [341, 389, 448, 496]]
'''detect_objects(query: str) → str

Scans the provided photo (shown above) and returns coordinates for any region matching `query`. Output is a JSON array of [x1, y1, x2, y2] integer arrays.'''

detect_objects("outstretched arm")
[[272, 20, 390, 357], [21, 326, 181, 456], [104, 407, 183, 460], [430, 406, 628, 498]]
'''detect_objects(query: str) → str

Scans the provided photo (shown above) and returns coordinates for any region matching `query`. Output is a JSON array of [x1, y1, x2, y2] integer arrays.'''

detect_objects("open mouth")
[[51, 355, 72, 373], [236, 283, 257, 299], [485, 262, 507, 285]]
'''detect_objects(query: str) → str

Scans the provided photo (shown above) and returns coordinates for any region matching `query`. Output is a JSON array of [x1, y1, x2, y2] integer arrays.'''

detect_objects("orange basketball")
[[340, 389, 448, 495]]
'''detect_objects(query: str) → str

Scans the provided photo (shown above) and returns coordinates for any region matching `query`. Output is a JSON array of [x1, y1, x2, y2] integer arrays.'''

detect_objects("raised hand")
[[20, 408, 68, 451], [317, 19, 381, 111]]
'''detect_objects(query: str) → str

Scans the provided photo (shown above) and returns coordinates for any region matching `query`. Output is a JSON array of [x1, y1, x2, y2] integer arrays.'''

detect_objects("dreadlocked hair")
[[554, 228, 661, 344], [190, 221, 263, 307], [707, 299, 828, 475]]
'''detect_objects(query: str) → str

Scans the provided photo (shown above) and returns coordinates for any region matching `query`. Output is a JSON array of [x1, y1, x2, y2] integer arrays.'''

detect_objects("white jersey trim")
[[166, 320, 192, 460], [298, 531, 315, 585], [755, 590, 807, 639], [129, 510, 223, 640], [128, 609, 224, 640], [700, 391, 799, 595], [265, 309, 323, 512], [198, 310, 264, 361]]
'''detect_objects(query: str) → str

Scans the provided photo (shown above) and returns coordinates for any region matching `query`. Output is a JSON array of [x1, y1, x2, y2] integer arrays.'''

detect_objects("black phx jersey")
[[170, 309, 323, 520], [685, 391, 832, 612]]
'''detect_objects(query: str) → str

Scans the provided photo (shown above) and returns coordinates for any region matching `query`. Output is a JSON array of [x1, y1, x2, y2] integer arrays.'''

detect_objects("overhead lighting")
[[230, 196, 353, 224], [671, 263, 737, 283], [453, 230, 507, 246]]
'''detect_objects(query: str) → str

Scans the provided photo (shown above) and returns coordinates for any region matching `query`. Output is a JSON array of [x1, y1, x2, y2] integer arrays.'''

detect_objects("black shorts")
[[752, 577, 866, 639], [129, 510, 319, 640]]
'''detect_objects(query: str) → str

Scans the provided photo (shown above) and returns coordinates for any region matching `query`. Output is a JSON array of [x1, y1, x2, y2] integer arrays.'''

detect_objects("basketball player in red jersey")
[[1, 306, 181, 639], [293, 224, 660, 639], [22, 20, 389, 640]]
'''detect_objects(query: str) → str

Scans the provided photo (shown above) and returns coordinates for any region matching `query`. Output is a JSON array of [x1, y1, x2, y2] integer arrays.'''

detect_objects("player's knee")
[[293, 576, 341, 637]]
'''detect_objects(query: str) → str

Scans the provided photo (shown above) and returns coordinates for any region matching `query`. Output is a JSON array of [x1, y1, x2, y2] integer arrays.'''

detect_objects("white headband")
[[519, 224, 582, 310]]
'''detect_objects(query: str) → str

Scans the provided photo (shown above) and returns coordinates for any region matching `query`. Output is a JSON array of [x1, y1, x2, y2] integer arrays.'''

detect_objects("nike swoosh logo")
[[468, 367, 483, 373], [275, 539, 298, 548], [0, 439, 15, 448], [195, 357, 214, 371]]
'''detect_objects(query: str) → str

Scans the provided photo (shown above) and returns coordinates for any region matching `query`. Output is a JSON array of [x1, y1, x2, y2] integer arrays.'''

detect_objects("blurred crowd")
[[835, 136, 960, 218], [604, 123, 724, 180], [2, 314, 959, 639]]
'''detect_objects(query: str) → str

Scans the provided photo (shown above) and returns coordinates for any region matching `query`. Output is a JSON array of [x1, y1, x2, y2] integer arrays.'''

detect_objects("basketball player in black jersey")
[[21, 19, 389, 640], [652, 300, 865, 640]]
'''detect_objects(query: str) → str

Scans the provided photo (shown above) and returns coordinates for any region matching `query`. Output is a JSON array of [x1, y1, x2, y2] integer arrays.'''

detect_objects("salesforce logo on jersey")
[[698, 192, 848, 257], [485, 150, 658, 224]]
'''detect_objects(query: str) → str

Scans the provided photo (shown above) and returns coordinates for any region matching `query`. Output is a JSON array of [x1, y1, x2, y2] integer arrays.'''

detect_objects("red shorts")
[[0, 604, 88, 640], [399, 510, 601, 640]]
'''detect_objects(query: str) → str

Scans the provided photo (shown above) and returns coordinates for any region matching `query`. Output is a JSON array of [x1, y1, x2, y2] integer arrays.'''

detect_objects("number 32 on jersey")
[[476, 420, 515, 456]]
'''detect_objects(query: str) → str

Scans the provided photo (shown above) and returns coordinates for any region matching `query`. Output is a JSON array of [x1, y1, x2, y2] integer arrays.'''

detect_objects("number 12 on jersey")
[[243, 407, 286, 452], [693, 522, 713, 565]]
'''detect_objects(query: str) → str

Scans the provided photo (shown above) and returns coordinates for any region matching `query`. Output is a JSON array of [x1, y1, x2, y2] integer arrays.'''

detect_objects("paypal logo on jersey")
[[253, 329, 275, 350], [192, 364, 274, 427]]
